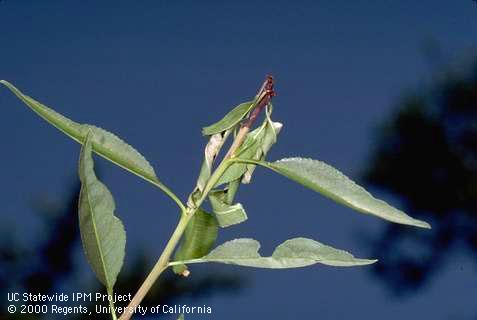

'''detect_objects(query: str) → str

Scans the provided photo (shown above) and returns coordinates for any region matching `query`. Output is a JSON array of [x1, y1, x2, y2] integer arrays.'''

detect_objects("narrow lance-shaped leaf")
[[173, 208, 219, 275], [78, 132, 126, 291], [243, 157, 431, 229], [171, 238, 376, 269], [0, 81, 161, 186], [202, 101, 254, 135]]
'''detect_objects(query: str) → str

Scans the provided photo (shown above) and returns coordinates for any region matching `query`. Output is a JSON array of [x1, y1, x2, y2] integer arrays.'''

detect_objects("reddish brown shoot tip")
[[259, 75, 276, 100]]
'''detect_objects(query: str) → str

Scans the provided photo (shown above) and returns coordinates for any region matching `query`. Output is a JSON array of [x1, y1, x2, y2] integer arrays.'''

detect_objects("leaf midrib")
[[84, 178, 112, 290], [173, 256, 374, 266]]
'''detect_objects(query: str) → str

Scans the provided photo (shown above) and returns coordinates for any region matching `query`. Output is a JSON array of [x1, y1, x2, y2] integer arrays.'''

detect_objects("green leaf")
[[209, 190, 247, 227], [78, 132, 126, 290], [177, 315, 184, 320], [214, 162, 248, 187], [214, 122, 268, 186], [226, 178, 240, 204], [0, 81, 160, 185], [242, 117, 283, 184], [173, 208, 219, 274], [171, 237, 376, 268], [253, 157, 431, 229], [202, 101, 254, 135]]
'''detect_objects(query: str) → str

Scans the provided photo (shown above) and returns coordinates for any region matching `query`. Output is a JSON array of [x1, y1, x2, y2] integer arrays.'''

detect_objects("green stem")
[[118, 156, 234, 320], [196, 159, 233, 206], [119, 77, 272, 320], [108, 289, 118, 320], [230, 157, 264, 166], [149, 179, 187, 213], [167, 259, 203, 267], [118, 212, 191, 320]]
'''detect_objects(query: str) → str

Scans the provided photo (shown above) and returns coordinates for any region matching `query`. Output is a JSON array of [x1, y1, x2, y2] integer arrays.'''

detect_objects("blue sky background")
[[1, 1, 476, 319]]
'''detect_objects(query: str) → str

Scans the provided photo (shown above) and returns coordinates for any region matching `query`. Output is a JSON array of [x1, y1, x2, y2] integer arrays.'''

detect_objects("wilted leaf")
[[226, 178, 240, 204], [173, 208, 218, 274], [172, 237, 376, 268], [215, 122, 267, 186], [202, 101, 254, 135], [254, 157, 431, 229], [209, 190, 247, 227], [242, 118, 283, 183], [0, 81, 160, 185], [78, 132, 126, 290], [196, 133, 227, 192]]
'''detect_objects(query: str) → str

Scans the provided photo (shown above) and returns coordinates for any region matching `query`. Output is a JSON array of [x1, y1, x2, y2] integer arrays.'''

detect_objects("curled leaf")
[[202, 101, 254, 135], [173, 208, 218, 275], [226, 178, 240, 205], [197, 133, 227, 192], [215, 121, 268, 186], [242, 119, 283, 183], [209, 190, 247, 227]]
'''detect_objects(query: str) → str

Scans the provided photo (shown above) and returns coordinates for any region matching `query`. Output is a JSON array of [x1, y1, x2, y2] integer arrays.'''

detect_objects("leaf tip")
[[353, 258, 378, 266], [417, 220, 432, 229], [407, 218, 431, 229]]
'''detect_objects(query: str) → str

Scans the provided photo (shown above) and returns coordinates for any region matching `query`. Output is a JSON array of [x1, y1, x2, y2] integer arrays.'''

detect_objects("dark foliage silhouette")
[[0, 182, 245, 320], [363, 58, 477, 295]]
